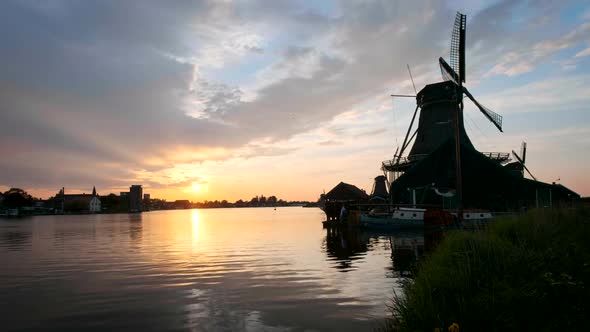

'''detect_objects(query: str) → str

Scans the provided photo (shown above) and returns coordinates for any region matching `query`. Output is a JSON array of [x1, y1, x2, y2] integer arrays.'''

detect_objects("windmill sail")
[[440, 56, 504, 132], [512, 150, 536, 180], [450, 12, 466, 83], [439, 57, 459, 84], [462, 87, 503, 132]]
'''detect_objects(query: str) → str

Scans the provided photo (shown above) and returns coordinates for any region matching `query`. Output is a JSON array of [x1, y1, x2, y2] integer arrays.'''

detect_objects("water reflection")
[[191, 209, 200, 244], [323, 227, 369, 271], [1, 208, 403, 331], [0, 218, 34, 251], [1, 229, 32, 251], [388, 232, 424, 278], [323, 227, 445, 279], [129, 213, 143, 242]]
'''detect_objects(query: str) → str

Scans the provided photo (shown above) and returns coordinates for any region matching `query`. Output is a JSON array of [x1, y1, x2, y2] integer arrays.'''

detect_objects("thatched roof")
[[324, 182, 369, 201]]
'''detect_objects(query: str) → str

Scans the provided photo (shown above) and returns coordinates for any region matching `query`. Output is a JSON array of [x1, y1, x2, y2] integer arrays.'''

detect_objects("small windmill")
[[509, 142, 537, 180], [439, 12, 503, 132]]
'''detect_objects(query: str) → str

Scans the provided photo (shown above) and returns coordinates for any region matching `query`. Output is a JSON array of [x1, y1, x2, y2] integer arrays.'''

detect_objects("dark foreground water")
[[0, 207, 428, 331]]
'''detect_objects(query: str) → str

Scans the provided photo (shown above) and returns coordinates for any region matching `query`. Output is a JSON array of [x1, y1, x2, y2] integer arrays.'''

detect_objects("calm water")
[[0, 207, 427, 331]]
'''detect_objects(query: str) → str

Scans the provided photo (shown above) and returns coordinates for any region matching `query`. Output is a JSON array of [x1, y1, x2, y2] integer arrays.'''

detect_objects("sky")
[[0, 0, 589, 201]]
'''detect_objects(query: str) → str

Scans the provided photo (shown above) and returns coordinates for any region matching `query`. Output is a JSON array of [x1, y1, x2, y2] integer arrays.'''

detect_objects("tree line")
[[191, 195, 314, 209], [0, 188, 316, 212], [0, 188, 36, 209]]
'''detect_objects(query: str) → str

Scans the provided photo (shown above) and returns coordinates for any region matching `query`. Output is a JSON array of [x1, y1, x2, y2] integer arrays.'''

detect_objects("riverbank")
[[382, 207, 590, 332]]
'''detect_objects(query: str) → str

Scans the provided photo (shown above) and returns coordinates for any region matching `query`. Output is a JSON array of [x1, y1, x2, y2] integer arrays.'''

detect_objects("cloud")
[[482, 74, 590, 114], [487, 21, 590, 77], [0, 0, 588, 197], [575, 47, 590, 58], [354, 128, 388, 138], [318, 140, 342, 146]]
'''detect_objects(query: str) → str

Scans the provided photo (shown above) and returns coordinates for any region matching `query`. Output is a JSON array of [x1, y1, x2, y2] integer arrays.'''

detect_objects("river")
[[0, 207, 429, 331]]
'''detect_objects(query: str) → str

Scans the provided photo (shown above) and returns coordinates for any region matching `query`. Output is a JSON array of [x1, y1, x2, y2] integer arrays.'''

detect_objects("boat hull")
[[359, 207, 495, 230], [360, 214, 424, 230]]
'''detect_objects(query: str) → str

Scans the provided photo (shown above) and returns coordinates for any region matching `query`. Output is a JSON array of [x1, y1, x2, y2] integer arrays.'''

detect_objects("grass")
[[381, 208, 590, 332]]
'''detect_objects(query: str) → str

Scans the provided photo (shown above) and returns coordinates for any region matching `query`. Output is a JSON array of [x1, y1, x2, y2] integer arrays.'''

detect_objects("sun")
[[191, 182, 202, 192]]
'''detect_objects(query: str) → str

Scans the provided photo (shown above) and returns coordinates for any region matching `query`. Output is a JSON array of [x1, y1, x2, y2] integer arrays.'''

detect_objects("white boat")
[[360, 207, 493, 230], [360, 207, 426, 229], [452, 211, 493, 220], [451, 210, 494, 227]]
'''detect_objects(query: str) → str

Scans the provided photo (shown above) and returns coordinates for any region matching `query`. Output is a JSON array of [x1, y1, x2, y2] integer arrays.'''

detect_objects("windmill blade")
[[439, 57, 459, 84], [407, 64, 417, 94], [521, 162, 536, 181], [463, 86, 503, 132], [512, 150, 522, 164], [450, 12, 466, 83], [520, 142, 527, 164], [512, 150, 537, 181]]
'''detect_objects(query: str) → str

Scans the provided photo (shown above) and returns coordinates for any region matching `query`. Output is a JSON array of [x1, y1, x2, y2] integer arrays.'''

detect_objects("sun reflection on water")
[[191, 209, 200, 244]]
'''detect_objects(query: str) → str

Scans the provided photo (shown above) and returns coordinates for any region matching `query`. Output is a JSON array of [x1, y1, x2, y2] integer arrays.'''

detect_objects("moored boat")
[[360, 207, 494, 230], [360, 207, 425, 230]]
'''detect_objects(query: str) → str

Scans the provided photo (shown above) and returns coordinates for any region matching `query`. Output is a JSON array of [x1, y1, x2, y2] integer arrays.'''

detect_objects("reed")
[[382, 208, 590, 332]]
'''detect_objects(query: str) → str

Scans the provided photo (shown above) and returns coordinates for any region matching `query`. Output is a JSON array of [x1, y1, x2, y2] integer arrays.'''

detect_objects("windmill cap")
[[417, 81, 461, 107]]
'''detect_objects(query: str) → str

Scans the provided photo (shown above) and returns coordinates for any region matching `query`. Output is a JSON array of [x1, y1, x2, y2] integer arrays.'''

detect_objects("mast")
[[453, 90, 463, 223], [452, 12, 466, 224]]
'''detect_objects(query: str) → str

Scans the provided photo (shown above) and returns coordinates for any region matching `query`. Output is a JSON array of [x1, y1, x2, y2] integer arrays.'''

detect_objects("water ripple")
[[0, 208, 423, 331]]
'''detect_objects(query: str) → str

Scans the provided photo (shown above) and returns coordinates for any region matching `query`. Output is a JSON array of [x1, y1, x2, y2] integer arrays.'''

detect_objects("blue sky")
[[0, 0, 589, 200]]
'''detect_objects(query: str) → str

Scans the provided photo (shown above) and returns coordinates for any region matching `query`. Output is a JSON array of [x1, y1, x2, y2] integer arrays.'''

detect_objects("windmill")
[[370, 175, 389, 201], [507, 142, 537, 180], [381, 11, 581, 212], [439, 12, 503, 132], [383, 11, 509, 180]]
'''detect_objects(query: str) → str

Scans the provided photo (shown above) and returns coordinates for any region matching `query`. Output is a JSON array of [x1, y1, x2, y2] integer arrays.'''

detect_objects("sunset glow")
[[0, 1, 589, 201], [3, 3, 589, 332], [191, 183, 202, 192]]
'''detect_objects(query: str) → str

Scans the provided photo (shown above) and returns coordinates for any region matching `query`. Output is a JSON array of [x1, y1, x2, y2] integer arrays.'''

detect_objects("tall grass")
[[382, 208, 590, 332]]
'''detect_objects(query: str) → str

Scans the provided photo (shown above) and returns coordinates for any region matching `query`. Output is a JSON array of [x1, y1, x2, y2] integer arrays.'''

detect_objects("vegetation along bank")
[[382, 207, 590, 332]]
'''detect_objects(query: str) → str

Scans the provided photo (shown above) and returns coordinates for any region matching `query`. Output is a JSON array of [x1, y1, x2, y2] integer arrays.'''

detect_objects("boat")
[[360, 207, 493, 230], [452, 210, 494, 228], [360, 207, 425, 230]]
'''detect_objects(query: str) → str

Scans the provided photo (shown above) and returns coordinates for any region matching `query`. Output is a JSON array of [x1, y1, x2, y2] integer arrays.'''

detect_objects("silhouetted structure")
[[324, 182, 369, 201], [129, 185, 143, 212], [173, 200, 191, 209], [321, 182, 369, 221], [370, 175, 388, 202], [1, 188, 34, 209], [54, 186, 101, 213], [382, 12, 579, 211]]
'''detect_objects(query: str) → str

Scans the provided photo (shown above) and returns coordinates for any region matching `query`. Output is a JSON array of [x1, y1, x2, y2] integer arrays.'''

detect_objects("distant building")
[[55, 186, 101, 213], [129, 185, 143, 212], [173, 200, 191, 209], [120, 192, 129, 197], [143, 193, 150, 200]]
